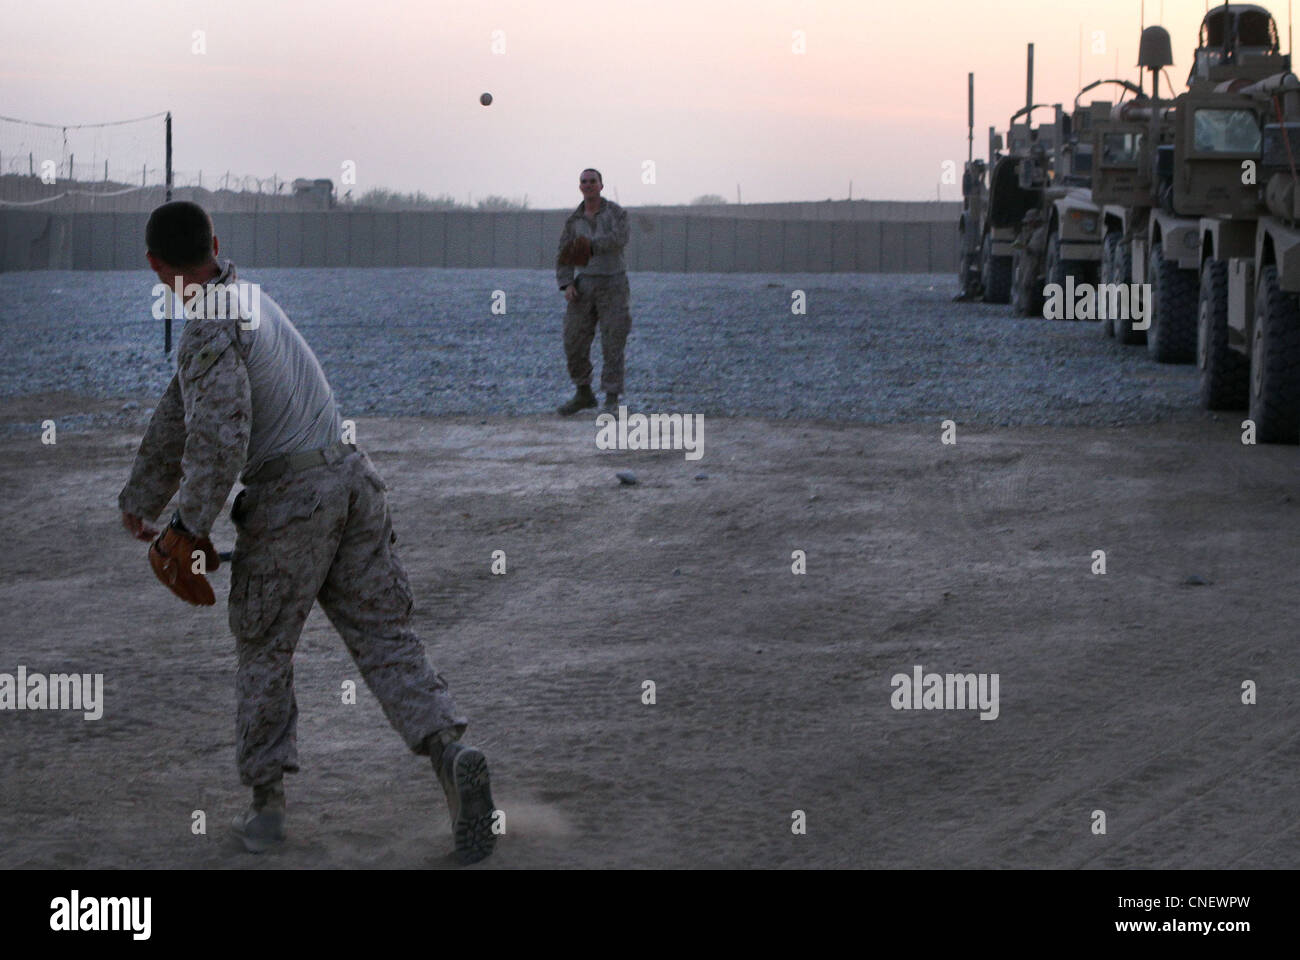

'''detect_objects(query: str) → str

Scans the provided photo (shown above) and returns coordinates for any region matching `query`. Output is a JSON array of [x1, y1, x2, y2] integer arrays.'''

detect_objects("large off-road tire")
[[1112, 239, 1143, 344], [1197, 257, 1249, 410], [1011, 246, 1043, 317], [1045, 230, 1099, 321], [1248, 265, 1300, 444], [1147, 242, 1199, 363], [1043, 231, 1065, 319], [980, 233, 1012, 304], [957, 252, 976, 299], [1099, 233, 1119, 337]]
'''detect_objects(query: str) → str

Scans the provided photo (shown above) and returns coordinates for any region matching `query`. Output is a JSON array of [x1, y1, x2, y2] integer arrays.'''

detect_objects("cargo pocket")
[[228, 557, 284, 642], [230, 483, 319, 539], [266, 487, 322, 530]]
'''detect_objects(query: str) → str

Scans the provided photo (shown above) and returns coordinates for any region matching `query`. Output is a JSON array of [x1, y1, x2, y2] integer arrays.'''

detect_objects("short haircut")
[[145, 201, 214, 268], [581, 168, 603, 183]]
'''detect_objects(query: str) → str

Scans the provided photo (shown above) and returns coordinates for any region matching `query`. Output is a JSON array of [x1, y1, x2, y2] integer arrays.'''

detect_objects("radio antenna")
[[967, 73, 974, 165]]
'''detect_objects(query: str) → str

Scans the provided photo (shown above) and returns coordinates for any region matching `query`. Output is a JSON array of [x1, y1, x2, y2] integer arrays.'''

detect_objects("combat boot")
[[232, 780, 286, 853], [428, 736, 497, 865], [557, 385, 597, 416]]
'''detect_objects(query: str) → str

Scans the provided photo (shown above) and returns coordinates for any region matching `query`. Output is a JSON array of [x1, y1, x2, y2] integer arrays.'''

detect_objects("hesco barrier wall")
[[0, 209, 958, 274]]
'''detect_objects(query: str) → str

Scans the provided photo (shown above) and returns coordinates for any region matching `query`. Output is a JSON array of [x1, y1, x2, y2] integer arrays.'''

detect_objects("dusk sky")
[[0, 0, 1252, 207]]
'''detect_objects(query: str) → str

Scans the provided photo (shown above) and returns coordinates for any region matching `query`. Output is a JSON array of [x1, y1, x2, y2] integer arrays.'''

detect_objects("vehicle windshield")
[[1193, 109, 1262, 154], [1101, 132, 1142, 166]]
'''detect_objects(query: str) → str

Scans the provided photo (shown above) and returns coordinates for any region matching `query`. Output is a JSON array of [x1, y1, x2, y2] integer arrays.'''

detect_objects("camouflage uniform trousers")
[[563, 272, 632, 395], [228, 449, 466, 787]]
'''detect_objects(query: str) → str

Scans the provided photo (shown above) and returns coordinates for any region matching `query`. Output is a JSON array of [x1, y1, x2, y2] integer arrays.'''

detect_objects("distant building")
[[292, 178, 335, 209]]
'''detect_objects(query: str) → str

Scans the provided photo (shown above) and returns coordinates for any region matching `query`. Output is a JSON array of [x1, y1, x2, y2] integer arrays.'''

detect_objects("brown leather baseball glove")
[[149, 514, 220, 606], [559, 235, 592, 267]]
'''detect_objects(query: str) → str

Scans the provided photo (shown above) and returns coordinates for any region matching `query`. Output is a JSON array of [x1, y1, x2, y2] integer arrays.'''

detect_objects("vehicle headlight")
[[1068, 210, 1098, 234]]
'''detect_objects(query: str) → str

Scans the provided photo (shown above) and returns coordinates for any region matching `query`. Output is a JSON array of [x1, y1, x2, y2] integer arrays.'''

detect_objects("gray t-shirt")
[[232, 284, 341, 480]]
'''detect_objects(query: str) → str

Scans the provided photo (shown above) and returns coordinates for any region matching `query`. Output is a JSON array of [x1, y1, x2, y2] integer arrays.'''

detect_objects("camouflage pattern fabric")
[[119, 261, 250, 537], [563, 273, 633, 395], [230, 450, 466, 787], [120, 262, 467, 788], [555, 198, 629, 289]]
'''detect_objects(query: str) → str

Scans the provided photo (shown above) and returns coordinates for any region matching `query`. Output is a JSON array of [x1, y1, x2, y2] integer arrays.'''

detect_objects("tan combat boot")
[[232, 780, 286, 853], [557, 385, 597, 416], [428, 735, 497, 865]]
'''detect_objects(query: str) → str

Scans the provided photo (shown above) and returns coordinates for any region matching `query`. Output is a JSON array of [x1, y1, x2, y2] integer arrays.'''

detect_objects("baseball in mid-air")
[[480, 92, 493, 106]]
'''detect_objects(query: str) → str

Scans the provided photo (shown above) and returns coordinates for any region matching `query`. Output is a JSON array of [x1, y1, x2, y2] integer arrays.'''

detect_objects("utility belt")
[[243, 440, 357, 486]]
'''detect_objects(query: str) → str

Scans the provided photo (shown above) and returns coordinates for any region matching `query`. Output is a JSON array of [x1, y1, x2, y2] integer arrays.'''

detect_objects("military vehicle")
[[1007, 81, 1143, 318], [1098, 6, 1293, 368], [988, 45, 1076, 310], [1188, 4, 1300, 442], [1092, 24, 1191, 350], [957, 45, 1070, 304], [958, 43, 1129, 313], [957, 49, 1041, 304]]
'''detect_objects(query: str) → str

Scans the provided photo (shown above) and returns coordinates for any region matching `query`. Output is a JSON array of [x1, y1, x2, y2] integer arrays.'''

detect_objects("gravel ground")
[[0, 268, 1215, 429], [2, 268, 1295, 871], [4, 414, 1297, 869]]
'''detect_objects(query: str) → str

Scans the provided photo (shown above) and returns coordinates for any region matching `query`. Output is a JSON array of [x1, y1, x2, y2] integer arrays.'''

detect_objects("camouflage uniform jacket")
[[556, 198, 629, 289], [118, 260, 251, 538]]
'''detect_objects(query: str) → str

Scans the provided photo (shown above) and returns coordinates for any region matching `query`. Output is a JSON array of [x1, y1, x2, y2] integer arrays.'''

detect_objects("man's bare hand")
[[564, 284, 578, 303], [122, 511, 159, 542]]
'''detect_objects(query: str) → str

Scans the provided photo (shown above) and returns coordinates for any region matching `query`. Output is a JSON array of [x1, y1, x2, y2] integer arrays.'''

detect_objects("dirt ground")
[[1, 402, 1297, 869]]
